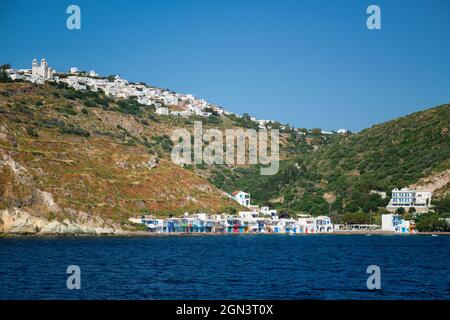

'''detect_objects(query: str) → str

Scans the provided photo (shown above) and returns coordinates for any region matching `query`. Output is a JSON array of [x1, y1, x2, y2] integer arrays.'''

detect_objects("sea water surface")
[[0, 235, 449, 300]]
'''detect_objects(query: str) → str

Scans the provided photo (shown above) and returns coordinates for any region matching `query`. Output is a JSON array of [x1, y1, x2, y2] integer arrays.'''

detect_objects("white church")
[[31, 58, 54, 82]]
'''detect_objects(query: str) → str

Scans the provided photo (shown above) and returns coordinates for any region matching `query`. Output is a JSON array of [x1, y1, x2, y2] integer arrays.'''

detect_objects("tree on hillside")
[[342, 211, 371, 224], [345, 201, 359, 213], [311, 128, 322, 135], [434, 195, 450, 214], [408, 207, 416, 215], [0, 63, 11, 83], [416, 214, 449, 232], [395, 207, 406, 215]]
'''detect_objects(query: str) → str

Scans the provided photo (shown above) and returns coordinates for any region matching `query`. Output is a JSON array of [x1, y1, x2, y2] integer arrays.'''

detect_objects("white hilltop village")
[[4, 58, 434, 234], [7, 58, 229, 119], [5, 58, 352, 133]]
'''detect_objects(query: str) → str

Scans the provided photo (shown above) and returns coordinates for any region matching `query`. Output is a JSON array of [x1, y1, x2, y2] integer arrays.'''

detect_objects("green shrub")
[[416, 214, 449, 232], [115, 99, 142, 115], [26, 126, 39, 137], [84, 100, 97, 108], [59, 125, 90, 137], [58, 103, 77, 116]]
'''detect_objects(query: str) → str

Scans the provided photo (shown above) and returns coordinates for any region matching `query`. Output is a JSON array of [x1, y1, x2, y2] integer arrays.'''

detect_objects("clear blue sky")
[[1, 0, 449, 131]]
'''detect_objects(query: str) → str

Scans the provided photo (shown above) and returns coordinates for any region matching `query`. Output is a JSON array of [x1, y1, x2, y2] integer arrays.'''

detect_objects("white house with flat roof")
[[387, 188, 432, 213], [382, 214, 416, 233], [260, 206, 278, 218], [315, 216, 333, 232], [296, 215, 316, 233]]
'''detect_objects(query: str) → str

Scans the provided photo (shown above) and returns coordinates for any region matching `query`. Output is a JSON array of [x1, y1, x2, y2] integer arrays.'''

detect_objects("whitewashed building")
[[296, 215, 317, 233], [31, 58, 54, 83], [382, 214, 416, 233], [295, 214, 333, 233], [260, 206, 278, 218], [387, 188, 432, 213], [232, 190, 251, 207], [315, 216, 333, 232], [155, 107, 169, 115]]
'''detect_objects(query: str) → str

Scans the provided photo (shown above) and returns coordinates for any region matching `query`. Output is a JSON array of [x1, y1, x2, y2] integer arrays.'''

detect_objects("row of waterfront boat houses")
[[131, 212, 420, 234], [129, 189, 431, 234], [129, 190, 333, 234], [130, 211, 333, 235]]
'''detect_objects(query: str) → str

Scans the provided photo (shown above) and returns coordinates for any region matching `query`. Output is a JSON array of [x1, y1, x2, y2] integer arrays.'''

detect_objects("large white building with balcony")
[[386, 188, 432, 213]]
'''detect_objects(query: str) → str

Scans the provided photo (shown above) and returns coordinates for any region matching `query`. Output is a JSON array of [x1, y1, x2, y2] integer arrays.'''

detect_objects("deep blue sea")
[[0, 235, 449, 300]]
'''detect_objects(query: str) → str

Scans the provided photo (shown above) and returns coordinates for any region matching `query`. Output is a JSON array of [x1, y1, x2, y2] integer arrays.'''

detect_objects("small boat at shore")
[[431, 234, 439, 237]]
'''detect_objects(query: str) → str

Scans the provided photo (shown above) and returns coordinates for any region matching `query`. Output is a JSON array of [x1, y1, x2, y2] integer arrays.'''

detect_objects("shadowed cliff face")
[[0, 83, 241, 234]]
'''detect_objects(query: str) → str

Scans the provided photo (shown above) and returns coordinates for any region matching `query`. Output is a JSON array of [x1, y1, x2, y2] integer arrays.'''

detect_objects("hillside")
[[1, 81, 449, 233], [211, 103, 450, 221], [0, 82, 242, 234]]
